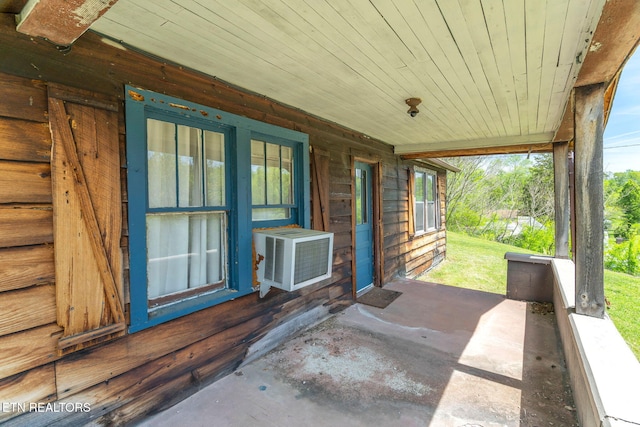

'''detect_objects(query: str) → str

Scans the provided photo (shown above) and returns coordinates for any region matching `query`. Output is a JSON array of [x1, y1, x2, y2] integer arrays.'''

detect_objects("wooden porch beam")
[[554, 0, 639, 143], [16, 0, 119, 46], [399, 142, 554, 160], [574, 83, 605, 318], [553, 142, 570, 259], [575, 0, 640, 88]]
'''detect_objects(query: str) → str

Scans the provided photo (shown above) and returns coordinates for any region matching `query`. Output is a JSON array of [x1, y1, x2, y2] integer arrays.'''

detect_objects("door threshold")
[[356, 283, 374, 298]]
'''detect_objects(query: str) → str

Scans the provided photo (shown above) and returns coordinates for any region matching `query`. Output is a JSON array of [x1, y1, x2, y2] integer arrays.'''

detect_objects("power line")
[[604, 143, 640, 149]]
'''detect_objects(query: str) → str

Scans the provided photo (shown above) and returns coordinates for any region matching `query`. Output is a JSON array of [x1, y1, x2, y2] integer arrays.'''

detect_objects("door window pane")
[[355, 168, 367, 225]]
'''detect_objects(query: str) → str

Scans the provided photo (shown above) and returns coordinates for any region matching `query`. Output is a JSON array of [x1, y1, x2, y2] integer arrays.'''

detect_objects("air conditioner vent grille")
[[294, 238, 330, 285], [264, 236, 274, 281], [275, 238, 285, 284], [254, 228, 334, 296]]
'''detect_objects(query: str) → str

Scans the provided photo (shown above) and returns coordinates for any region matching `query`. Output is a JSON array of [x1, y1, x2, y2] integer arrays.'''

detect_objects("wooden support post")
[[569, 152, 576, 261], [553, 142, 570, 258], [574, 83, 605, 318]]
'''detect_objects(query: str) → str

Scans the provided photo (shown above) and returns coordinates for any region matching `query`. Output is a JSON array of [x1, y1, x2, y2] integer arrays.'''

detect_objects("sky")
[[603, 49, 640, 173]]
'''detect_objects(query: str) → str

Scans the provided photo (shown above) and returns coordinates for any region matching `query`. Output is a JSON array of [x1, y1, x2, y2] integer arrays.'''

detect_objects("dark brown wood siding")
[[0, 13, 447, 425]]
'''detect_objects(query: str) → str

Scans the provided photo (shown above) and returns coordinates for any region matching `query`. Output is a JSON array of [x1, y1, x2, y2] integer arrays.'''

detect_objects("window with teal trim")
[[125, 86, 310, 332], [414, 169, 439, 233], [251, 138, 296, 223]]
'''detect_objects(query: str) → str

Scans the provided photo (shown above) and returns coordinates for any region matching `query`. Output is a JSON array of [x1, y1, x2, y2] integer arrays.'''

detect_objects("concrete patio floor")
[[135, 278, 577, 427]]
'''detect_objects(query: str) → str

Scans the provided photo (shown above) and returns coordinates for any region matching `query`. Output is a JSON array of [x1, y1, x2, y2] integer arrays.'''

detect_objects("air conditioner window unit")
[[254, 228, 334, 297]]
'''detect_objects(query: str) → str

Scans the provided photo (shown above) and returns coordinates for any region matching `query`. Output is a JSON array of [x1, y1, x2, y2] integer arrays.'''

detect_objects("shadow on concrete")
[[519, 302, 577, 426], [137, 278, 577, 426]]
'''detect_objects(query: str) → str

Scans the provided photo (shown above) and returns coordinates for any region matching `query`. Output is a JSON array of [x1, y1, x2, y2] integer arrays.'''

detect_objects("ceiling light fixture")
[[405, 97, 422, 117]]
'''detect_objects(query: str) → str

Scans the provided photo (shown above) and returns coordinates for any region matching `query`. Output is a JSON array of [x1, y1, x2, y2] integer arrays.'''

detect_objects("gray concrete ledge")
[[504, 252, 554, 265], [552, 258, 640, 427], [505, 252, 554, 302]]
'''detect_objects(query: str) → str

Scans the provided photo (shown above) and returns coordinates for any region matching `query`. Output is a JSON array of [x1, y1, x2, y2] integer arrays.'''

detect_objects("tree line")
[[443, 154, 640, 275]]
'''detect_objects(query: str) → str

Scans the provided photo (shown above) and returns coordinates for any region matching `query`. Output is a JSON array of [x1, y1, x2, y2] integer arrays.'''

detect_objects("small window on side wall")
[[413, 169, 439, 234]]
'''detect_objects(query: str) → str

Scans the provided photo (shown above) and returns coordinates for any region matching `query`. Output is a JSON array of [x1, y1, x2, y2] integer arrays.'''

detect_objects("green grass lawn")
[[421, 231, 640, 360]]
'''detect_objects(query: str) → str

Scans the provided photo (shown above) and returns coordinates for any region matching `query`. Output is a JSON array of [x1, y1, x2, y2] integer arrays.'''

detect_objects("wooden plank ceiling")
[[88, 0, 607, 155]]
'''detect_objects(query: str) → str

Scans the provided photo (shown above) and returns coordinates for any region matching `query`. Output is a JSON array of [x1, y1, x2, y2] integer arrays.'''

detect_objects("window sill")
[[129, 287, 248, 333], [413, 227, 441, 238]]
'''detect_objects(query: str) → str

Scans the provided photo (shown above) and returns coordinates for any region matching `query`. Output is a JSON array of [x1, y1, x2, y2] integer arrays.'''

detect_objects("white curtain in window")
[[147, 213, 224, 299], [178, 125, 203, 207], [146, 121, 225, 301], [147, 119, 177, 208]]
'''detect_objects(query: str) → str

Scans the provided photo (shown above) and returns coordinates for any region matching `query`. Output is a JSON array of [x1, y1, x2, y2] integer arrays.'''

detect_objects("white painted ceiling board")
[[412, 0, 492, 139], [90, 0, 606, 154]]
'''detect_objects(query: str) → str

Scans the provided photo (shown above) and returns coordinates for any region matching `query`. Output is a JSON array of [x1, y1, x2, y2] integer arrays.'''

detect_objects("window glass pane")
[[415, 202, 425, 232], [177, 125, 203, 207], [354, 168, 362, 224], [427, 174, 437, 229], [427, 174, 435, 202], [204, 130, 225, 206], [361, 170, 367, 224], [251, 140, 296, 222], [266, 143, 281, 205], [147, 119, 177, 208], [355, 168, 368, 225], [415, 172, 425, 202], [147, 213, 226, 302], [251, 140, 265, 205], [427, 201, 436, 229], [281, 146, 293, 204], [252, 208, 290, 221]]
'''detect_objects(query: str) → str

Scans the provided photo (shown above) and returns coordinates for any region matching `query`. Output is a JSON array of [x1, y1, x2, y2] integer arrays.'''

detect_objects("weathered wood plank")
[[0, 284, 56, 337], [12, 338, 249, 427], [0, 117, 51, 162], [16, 0, 120, 46], [406, 245, 445, 273], [0, 205, 52, 248], [576, 0, 640, 87], [400, 142, 554, 159], [574, 83, 605, 318], [0, 72, 48, 123], [49, 94, 125, 336], [47, 83, 120, 112], [103, 346, 246, 425], [311, 147, 330, 231], [0, 245, 54, 292], [57, 323, 127, 355], [54, 275, 346, 399], [0, 160, 51, 203], [53, 293, 269, 398], [0, 323, 61, 380], [0, 364, 56, 423]]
